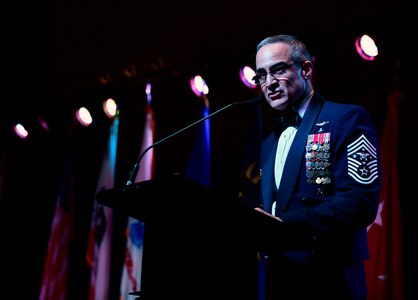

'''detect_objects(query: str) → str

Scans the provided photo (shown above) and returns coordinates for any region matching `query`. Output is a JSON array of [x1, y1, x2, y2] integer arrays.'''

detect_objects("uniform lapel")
[[275, 93, 325, 212], [261, 135, 279, 214]]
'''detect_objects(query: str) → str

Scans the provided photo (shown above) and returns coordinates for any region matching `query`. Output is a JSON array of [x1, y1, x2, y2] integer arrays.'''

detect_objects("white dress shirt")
[[272, 94, 312, 214]]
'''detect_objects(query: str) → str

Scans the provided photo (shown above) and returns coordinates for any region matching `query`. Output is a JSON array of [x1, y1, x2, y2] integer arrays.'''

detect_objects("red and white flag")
[[86, 116, 119, 300], [365, 89, 404, 300], [39, 157, 75, 300], [120, 84, 155, 299]]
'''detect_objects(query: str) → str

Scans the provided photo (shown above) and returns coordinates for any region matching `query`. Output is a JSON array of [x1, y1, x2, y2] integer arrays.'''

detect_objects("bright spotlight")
[[76, 107, 93, 126], [103, 98, 117, 118], [240, 66, 257, 88], [190, 75, 209, 96], [14, 123, 29, 139], [355, 34, 378, 61]]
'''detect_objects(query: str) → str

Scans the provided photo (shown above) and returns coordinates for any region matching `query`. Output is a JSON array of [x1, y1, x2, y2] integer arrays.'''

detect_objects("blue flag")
[[185, 95, 211, 188]]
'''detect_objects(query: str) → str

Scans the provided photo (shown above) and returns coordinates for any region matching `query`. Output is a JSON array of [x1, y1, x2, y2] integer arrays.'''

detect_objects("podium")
[[96, 174, 292, 300]]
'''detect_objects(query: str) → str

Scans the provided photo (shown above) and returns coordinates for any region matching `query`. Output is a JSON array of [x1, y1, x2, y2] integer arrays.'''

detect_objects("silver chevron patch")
[[347, 134, 379, 184]]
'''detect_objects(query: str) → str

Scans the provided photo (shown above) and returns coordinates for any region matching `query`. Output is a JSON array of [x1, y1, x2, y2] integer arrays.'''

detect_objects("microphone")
[[125, 96, 261, 185]]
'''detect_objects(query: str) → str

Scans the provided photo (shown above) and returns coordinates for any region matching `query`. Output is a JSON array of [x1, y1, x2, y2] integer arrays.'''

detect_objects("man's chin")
[[270, 99, 288, 110]]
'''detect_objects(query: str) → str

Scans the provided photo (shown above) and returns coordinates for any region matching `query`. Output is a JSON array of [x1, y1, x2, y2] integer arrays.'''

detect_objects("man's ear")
[[301, 61, 313, 80]]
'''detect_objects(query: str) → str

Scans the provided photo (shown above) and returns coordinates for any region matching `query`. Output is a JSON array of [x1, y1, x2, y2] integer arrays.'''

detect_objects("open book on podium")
[[96, 173, 305, 300]]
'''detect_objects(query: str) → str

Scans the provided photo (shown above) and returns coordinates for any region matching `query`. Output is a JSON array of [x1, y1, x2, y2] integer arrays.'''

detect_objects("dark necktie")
[[273, 110, 302, 137]]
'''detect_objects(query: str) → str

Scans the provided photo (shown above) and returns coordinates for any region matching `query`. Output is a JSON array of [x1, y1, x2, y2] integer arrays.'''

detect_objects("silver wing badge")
[[315, 121, 329, 132]]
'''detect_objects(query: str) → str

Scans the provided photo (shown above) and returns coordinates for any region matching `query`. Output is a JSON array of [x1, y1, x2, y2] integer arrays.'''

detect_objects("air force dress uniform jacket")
[[259, 91, 381, 266]]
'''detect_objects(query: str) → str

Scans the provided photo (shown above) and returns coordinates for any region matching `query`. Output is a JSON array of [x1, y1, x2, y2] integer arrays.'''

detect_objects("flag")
[[365, 89, 404, 300], [120, 84, 155, 299], [86, 115, 119, 300], [185, 95, 211, 187], [39, 156, 75, 300]]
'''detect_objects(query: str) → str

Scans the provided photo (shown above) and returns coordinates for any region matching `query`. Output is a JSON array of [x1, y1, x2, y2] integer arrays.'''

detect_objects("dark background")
[[1, 0, 417, 299]]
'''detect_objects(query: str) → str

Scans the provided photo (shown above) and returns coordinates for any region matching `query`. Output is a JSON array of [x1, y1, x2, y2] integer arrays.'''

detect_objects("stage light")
[[37, 116, 50, 131], [75, 107, 93, 126], [355, 34, 378, 61], [103, 98, 117, 118], [146, 82, 152, 105], [190, 75, 209, 96], [13, 123, 29, 139], [239, 66, 257, 88]]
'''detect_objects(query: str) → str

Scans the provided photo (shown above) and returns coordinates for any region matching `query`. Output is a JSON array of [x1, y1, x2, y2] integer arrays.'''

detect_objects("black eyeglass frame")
[[252, 61, 297, 86]]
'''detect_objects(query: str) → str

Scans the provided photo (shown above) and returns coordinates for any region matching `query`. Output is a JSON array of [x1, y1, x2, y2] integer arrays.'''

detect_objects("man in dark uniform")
[[252, 34, 381, 300]]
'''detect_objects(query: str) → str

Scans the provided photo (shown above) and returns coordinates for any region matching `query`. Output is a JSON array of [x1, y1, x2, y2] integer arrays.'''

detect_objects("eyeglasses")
[[252, 62, 296, 86]]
